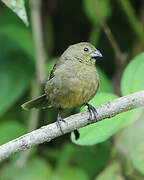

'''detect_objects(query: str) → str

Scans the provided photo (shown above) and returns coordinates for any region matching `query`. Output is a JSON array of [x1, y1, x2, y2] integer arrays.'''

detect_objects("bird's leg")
[[86, 103, 93, 120], [56, 108, 65, 134], [86, 103, 98, 121], [57, 109, 79, 139]]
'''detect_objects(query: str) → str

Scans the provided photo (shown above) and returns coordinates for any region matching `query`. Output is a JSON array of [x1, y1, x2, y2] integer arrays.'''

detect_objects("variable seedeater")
[[22, 42, 102, 132]]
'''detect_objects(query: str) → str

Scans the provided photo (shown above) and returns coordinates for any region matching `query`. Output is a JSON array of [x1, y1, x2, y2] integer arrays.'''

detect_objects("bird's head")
[[61, 42, 102, 65]]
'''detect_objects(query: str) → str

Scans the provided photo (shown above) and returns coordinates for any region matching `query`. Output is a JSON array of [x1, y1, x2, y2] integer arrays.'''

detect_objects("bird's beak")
[[91, 49, 103, 59]]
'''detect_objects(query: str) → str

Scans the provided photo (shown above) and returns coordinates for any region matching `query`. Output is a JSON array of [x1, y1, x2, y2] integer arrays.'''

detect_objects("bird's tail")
[[21, 94, 48, 110]]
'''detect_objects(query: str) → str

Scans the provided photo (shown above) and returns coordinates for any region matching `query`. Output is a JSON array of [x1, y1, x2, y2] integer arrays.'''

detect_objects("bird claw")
[[86, 103, 98, 121], [56, 120, 64, 134], [56, 108, 65, 134], [61, 119, 66, 123]]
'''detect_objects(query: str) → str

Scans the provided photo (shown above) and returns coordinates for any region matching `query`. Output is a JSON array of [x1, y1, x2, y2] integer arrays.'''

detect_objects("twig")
[[0, 91, 144, 162]]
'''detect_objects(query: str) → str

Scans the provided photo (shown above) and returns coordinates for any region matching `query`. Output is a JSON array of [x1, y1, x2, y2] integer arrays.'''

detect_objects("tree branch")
[[0, 91, 144, 162]]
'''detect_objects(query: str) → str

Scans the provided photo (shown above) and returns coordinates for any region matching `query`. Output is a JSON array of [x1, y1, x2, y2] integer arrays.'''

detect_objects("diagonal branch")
[[0, 91, 144, 162]]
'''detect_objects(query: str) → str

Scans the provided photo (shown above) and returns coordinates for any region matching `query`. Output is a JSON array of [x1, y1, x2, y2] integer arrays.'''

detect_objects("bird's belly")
[[48, 75, 98, 108], [60, 84, 97, 108]]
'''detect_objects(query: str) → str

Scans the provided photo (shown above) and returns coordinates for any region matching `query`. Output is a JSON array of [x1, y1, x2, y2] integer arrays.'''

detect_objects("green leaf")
[[97, 67, 114, 93], [0, 157, 52, 180], [0, 56, 34, 116], [71, 93, 132, 145], [1, 0, 28, 26], [0, 121, 26, 145], [95, 161, 124, 180], [83, 0, 112, 25], [121, 53, 144, 96], [0, 25, 34, 59]]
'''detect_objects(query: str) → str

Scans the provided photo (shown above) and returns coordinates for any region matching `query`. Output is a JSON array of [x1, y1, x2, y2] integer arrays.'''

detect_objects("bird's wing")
[[48, 57, 67, 80], [49, 63, 57, 80]]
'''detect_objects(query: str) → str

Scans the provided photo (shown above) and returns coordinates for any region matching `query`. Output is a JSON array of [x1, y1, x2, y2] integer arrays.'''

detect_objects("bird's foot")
[[56, 108, 65, 134], [86, 103, 98, 121]]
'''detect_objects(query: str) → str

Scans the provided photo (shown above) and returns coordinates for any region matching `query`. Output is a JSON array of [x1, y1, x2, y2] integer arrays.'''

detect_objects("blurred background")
[[0, 0, 144, 179]]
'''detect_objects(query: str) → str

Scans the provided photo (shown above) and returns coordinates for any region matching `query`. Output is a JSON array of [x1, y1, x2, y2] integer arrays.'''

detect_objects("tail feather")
[[22, 94, 48, 110]]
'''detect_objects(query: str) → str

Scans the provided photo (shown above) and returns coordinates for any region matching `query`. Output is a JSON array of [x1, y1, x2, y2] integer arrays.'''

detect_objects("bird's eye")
[[84, 47, 89, 52]]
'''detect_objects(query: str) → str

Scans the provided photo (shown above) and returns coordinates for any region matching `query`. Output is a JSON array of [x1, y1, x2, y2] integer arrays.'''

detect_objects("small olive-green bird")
[[22, 42, 102, 132]]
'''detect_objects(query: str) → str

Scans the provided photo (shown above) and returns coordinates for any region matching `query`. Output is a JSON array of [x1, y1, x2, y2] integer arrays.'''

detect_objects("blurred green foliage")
[[0, 0, 144, 179], [0, 157, 52, 180], [83, 0, 112, 25]]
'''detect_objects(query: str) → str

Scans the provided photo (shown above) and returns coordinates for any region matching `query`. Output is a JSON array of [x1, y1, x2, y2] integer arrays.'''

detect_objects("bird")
[[22, 42, 102, 134]]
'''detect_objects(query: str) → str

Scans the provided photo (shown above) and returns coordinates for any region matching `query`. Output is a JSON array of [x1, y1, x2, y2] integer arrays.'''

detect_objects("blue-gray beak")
[[91, 49, 103, 59]]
